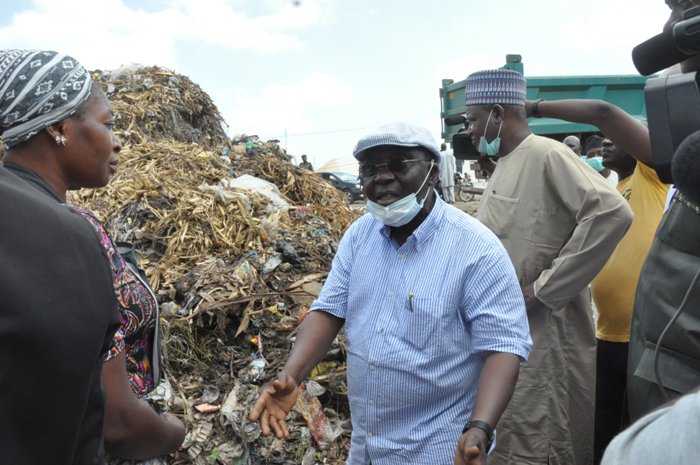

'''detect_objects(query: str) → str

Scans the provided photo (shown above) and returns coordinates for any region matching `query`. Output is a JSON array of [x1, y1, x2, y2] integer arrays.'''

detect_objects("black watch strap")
[[462, 419, 494, 451], [532, 98, 544, 118]]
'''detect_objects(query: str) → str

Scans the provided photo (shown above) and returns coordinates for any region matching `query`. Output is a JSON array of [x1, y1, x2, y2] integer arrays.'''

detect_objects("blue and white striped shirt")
[[311, 198, 531, 465]]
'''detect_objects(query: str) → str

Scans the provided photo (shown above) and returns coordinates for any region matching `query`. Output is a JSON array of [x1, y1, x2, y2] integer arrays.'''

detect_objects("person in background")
[[466, 69, 633, 465], [456, 157, 465, 174], [299, 154, 314, 170], [251, 122, 532, 465], [440, 142, 457, 203], [586, 154, 605, 173], [523, 97, 669, 463], [586, 152, 618, 187], [563, 134, 582, 156], [584, 134, 605, 157], [0, 49, 186, 463], [584, 134, 619, 188]]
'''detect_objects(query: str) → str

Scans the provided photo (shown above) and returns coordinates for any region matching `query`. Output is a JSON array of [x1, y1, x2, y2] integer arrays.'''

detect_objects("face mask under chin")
[[366, 161, 434, 227]]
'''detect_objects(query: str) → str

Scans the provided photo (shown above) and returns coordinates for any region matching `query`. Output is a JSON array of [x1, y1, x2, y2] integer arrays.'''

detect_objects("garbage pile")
[[93, 65, 228, 147], [70, 66, 358, 464]]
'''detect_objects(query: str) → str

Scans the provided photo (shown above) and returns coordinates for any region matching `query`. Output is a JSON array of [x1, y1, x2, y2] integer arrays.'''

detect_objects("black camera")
[[633, 6, 700, 183]]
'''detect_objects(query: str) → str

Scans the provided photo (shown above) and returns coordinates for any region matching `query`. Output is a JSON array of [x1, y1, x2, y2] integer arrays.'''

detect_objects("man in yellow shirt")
[[525, 99, 669, 464], [593, 138, 668, 341]]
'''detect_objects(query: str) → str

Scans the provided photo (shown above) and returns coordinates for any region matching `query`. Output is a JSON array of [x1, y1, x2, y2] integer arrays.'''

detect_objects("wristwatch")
[[462, 419, 494, 452], [532, 98, 544, 118]]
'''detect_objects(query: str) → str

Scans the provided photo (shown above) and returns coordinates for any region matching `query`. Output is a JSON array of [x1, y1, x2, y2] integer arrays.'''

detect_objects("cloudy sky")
[[0, 0, 670, 170]]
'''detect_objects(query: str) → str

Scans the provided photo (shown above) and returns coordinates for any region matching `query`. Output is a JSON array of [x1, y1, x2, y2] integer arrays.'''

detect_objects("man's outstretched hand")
[[249, 372, 299, 439]]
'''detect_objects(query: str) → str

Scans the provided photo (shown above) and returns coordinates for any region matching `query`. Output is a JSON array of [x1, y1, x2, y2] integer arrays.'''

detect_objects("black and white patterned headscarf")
[[0, 50, 92, 148]]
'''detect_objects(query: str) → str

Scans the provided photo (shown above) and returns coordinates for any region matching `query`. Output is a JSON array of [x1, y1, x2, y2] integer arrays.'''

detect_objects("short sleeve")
[[465, 244, 532, 360], [310, 225, 355, 319]]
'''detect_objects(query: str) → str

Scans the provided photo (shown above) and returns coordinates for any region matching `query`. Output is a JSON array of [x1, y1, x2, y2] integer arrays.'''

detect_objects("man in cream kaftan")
[[477, 134, 632, 465], [464, 69, 633, 465]]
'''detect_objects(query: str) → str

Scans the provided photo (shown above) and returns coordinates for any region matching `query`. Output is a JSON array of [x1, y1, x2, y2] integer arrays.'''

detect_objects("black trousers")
[[594, 339, 630, 465]]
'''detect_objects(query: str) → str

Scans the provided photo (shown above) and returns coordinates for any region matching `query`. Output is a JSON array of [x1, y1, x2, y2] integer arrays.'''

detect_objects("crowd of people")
[[2, 1, 700, 465]]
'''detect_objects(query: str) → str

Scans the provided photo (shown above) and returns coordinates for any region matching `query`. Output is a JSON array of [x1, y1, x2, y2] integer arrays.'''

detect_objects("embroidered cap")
[[353, 122, 441, 161], [464, 69, 526, 107]]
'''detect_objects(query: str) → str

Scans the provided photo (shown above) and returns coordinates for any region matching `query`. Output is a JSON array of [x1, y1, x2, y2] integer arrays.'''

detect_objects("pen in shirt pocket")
[[408, 292, 414, 312]]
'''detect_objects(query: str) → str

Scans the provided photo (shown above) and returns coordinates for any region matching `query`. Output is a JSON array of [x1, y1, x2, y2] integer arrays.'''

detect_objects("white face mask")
[[366, 161, 434, 227]]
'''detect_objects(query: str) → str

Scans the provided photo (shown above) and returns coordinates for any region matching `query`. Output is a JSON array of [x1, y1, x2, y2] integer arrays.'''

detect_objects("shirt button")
[[397, 253, 405, 260], [367, 432, 373, 437], [377, 327, 383, 334], [387, 290, 395, 297], [368, 399, 374, 405], [369, 364, 376, 371]]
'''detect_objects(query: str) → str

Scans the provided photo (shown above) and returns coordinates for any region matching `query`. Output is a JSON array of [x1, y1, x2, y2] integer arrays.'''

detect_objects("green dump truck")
[[440, 54, 651, 159]]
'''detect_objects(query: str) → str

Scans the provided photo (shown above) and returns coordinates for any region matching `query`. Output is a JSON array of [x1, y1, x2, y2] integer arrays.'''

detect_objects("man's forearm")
[[468, 352, 521, 428], [280, 310, 344, 383], [525, 98, 653, 166]]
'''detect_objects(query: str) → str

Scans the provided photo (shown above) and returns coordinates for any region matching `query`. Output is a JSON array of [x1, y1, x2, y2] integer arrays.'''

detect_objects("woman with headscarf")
[[0, 49, 186, 462]]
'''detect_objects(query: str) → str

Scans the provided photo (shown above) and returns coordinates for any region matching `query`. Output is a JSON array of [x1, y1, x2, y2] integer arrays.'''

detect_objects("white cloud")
[[222, 93, 315, 138], [219, 72, 352, 139], [266, 72, 352, 108], [0, 0, 187, 69], [172, 0, 325, 53], [550, 0, 665, 54], [0, 0, 331, 70]]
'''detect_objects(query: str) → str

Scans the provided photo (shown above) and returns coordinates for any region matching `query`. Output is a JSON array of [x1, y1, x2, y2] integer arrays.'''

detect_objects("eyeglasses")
[[358, 158, 430, 178]]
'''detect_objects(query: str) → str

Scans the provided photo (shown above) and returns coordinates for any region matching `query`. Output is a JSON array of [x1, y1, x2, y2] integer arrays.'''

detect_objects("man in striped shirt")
[[251, 122, 532, 465]]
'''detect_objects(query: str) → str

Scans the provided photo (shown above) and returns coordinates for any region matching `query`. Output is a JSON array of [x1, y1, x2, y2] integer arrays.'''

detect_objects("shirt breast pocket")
[[399, 296, 448, 351], [479, 193, 519, 238]]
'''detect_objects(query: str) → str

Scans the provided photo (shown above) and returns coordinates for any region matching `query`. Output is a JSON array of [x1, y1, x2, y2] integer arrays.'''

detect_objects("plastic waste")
[[240, 355, 267, 384], [200, 386, 220, 404], [293, 384, 338, 449], [219, 174, 289, 209], [278, 241, 302, 265], [262, 253, 283, 274]]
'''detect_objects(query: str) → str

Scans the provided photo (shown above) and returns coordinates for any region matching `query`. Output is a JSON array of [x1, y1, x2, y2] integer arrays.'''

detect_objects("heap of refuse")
[[70, 66, 358, 464], [94, 65, 229, 147]]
